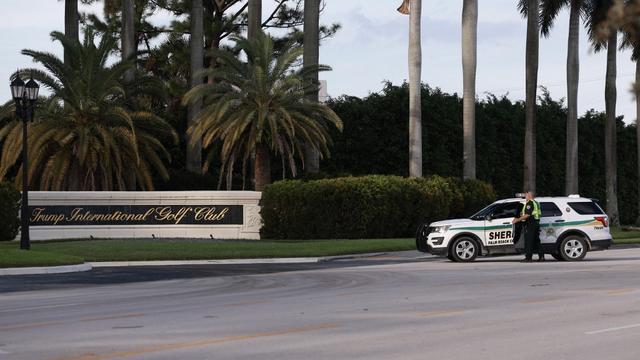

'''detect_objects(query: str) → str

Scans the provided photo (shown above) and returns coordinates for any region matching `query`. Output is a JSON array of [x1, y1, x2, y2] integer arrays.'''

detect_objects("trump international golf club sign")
[[26, 191, 262, 240], [29, 205, 242, 226]]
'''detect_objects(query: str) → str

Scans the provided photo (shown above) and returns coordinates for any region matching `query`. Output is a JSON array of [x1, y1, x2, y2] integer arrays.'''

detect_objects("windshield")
[[470, 203, 497, 220]]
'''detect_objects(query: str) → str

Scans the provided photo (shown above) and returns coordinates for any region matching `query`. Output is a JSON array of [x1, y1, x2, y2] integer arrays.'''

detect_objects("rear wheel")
[[551, 253, 565, 261], [559, 236, 588, 261], [450, 237, 479, 262]]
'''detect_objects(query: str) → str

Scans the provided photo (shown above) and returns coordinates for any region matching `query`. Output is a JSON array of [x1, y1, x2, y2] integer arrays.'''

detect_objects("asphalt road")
[[2, 249, 640, 360]]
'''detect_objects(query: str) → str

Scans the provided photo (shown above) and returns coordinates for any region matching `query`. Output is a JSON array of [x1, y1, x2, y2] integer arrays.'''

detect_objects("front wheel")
[[450, 237, 479, 262], [551, 253, 565, 261], [559, 236, 588, 261]]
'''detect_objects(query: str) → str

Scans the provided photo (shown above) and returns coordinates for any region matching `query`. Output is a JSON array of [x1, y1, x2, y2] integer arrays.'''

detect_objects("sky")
[[1, 0, 638, 123]]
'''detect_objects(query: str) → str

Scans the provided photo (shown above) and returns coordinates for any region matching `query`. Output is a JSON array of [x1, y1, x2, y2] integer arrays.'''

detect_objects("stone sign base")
[[25, 191, 262, 240]]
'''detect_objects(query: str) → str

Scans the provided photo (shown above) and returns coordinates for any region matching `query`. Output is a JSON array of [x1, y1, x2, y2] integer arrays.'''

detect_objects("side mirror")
[[485, 214, 492, 221]]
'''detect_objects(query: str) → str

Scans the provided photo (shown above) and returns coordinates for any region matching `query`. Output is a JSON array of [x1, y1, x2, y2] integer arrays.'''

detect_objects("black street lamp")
[[10, 72, 39, 250]]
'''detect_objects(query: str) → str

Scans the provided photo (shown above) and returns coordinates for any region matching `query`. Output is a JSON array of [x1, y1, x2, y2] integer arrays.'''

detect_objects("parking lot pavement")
[[1, 248, 640, 359]]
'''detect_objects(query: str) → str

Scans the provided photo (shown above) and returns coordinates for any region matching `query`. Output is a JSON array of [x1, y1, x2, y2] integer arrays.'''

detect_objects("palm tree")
[[539, 0, 589, 195], [122, 0, 136, 83], [621, 9, 640, 224], [398, 0, 423, 178], [64, 0, 79, 66], [0, 31, 176, 191], [518, 0, 540, 193], [587, 0, 619, 226], [187, 0, 204, 174], [303, 0, 321, 174], [182, 31, 343, 191], [462, 0, 478, 180], [248, 0, 262, 39]]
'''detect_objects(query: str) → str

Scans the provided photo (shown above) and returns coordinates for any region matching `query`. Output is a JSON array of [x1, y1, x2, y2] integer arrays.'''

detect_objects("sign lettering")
[[28, 205, 243, 226]]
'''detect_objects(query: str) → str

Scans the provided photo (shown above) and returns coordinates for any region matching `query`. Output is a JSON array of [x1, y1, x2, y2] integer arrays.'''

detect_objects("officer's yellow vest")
[[521, 200, 541, 220]]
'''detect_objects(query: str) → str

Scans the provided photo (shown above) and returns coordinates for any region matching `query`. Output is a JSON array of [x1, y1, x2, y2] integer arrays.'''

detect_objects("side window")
[[491, 202, 520, 219], [540, 202, 562, 217], [568, 201, 605, 215]]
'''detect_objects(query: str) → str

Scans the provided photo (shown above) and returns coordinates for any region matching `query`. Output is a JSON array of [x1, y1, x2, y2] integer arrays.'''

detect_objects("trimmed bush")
[[260, 175, 496, 239], [461, 179, 497, 217], [0, 182, 20, 241]]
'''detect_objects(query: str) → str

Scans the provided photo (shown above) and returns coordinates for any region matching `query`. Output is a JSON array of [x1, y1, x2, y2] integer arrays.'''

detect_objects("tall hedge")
[[324, 83, 639, 224], [260, 175, 496, 239], [0, 182, 20, 241]]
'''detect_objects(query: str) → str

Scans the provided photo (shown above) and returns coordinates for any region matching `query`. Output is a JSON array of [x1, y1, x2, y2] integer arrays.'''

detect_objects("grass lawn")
[[611, 228, 640, 244], [0, 248, 83, 268], [0, 238, 415, 267]]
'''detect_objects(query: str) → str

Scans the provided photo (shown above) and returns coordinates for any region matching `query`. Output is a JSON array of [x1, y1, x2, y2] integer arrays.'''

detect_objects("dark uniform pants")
[[524, 221, 542, 260]]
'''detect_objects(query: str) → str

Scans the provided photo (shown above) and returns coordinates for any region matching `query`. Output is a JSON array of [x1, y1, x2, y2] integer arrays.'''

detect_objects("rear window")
[[568, 201, 604, 215], [540, 202, 562, 217]]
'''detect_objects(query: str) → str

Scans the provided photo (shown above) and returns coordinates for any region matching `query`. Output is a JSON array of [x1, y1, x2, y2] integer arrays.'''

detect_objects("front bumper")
[[416, 223, 448, 256]]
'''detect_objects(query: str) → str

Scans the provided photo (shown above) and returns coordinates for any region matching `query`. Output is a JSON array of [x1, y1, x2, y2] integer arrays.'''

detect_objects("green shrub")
[[461, 179, 497, 217], [0, 182, 20, 241], [260, 175, 496, 239]]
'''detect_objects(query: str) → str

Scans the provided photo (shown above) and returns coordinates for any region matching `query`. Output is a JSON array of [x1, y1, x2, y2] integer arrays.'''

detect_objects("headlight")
[[432, 225, 451, 234]]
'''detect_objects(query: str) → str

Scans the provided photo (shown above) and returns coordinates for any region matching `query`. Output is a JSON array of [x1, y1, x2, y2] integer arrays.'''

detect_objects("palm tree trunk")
[[462, 0, 477, 180], [64, 0, 79, 64], [254, 143, 271, 191], [565, 0, 580, 195], [605, 32, 619, 227], [636, 58, 640, 225], [248, 0, 262, 39], [187, 0, 204, 174], [524, 0, 539, 193], [408, 0, 423, 177], [122, 0, 137, 189], [303, 0, 321, 174], [122, 0, 136, 83]]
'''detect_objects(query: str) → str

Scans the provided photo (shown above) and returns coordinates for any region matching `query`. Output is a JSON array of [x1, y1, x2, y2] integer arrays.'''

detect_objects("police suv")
[[416, 195, 612, 262]]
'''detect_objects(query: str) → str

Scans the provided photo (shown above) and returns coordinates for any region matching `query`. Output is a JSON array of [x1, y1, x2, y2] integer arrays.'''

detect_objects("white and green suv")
[[416, 195, 612, 262]]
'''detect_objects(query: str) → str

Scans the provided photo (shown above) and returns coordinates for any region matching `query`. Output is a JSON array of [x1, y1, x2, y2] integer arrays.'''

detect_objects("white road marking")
[[0, 349, 10, 354], [585, 323, 640, 335]]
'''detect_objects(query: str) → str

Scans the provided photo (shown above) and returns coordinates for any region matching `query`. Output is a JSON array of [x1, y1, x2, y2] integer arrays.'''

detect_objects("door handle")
[[554, 220, 565, 223], [502, 222, 510, 225]]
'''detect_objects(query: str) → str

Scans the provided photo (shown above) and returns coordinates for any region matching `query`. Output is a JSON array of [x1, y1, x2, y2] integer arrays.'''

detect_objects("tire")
[[551, 253, 565, 261], [447, 253, 455, 261], [559, 236, 588, 261], [415, 224, 429, 252], [450, 237, 479, 262]]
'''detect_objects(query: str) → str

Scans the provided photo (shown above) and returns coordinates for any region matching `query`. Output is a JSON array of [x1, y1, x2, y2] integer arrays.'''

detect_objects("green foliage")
[[461, 179, 499, 217], [0, 182, 20, 241], [260, 175, 496, 239], [183, 31, 343, 185], [324, 82, 638, 225], [0, 30, 177, 191], [156, 168, 218, 190]]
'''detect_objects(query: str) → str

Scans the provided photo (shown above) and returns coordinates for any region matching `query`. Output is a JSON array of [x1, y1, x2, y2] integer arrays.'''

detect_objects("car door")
[[539, 202, 564, 245], [484, 202, 521, 246]]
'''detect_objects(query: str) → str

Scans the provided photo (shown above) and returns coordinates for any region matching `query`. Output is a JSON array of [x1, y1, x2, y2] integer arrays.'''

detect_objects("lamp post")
[[10, 72, 39, 250]]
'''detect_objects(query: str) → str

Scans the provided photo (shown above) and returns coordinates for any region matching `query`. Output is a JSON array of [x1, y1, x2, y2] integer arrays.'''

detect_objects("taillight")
[[594, 216, 608, 227]]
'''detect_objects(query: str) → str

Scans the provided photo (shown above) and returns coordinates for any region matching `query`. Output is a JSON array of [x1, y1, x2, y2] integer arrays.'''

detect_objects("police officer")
[[512, 191, 544, 262]]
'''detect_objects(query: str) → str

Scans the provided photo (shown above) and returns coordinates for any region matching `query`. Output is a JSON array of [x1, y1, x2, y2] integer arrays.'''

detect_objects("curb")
[[0, 253, 395, 275], [90, 253, 393, 267], [0, 263, 92, 276], [319, 252, 388, 262], [90, 258, 323, 267], [611, 244, 640, 249]]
